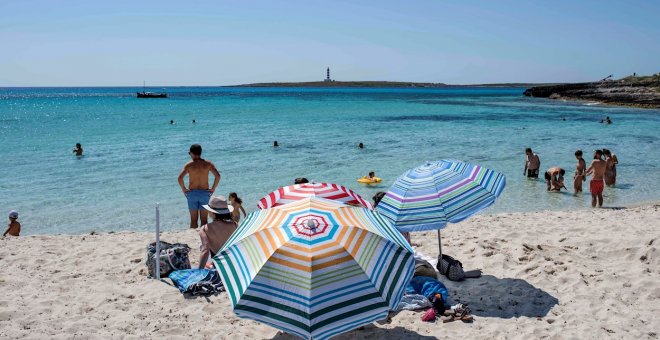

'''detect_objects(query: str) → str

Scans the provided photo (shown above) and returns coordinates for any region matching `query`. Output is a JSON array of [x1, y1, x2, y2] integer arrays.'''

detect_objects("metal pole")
[[155, 203, 161, 280], [437, 229, 442, 261]]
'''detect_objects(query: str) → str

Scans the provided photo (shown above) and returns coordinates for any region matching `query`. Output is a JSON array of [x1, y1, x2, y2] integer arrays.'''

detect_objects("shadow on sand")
[[444, 275, 558, 318], [271, 326, 437, 340]]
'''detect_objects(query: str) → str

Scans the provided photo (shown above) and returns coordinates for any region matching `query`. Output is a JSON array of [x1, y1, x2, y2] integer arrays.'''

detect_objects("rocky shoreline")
[[523, 75, 660, 108]]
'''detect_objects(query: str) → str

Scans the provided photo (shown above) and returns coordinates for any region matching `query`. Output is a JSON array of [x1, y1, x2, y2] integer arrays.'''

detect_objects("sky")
[[1, 0, 658, 86]]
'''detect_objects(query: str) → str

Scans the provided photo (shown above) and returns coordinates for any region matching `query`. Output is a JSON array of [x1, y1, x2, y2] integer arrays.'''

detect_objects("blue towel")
[[169, 269, 223, 295], [405, 276, 448, 302]]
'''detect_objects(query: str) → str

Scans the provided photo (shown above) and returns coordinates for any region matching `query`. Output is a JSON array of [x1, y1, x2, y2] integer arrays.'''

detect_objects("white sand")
[[1, 205, 658, 339]]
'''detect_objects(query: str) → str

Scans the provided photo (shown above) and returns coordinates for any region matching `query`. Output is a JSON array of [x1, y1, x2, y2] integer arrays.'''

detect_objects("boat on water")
[[136, 81, 167, 98], [137, 91, 167, 98]]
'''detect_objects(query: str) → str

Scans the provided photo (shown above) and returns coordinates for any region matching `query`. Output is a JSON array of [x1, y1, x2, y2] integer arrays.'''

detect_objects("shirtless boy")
[[523, 148, 540, 178], [4, 210, 20, 237], [585, 150, 607, 207], [178, 144, 221, 228], [573, 150, 586, 194], [544, 167, 566, 191]]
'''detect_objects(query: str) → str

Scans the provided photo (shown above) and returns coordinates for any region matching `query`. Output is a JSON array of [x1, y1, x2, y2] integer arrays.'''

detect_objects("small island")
[[523, 74, 660, 108], [232, 80, 449, 88]]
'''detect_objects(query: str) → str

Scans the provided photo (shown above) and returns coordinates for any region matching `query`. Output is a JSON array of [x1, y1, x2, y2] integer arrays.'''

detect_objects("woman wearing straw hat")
[[198, 195, 238, 269]]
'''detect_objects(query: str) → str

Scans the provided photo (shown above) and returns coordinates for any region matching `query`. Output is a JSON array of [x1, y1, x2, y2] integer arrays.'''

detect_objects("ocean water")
[[1, 86, 659, 235]]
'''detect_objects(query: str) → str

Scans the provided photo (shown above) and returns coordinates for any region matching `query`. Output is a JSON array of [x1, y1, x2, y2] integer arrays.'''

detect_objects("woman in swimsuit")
[[603, 149, 618, 186], [573, 150, 586, 194]]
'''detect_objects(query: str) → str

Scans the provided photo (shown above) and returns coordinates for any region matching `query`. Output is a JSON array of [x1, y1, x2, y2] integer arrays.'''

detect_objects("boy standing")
[[3, 210, 21, 236], [586, 150, 607, 207], [523, 148, 541, 178]]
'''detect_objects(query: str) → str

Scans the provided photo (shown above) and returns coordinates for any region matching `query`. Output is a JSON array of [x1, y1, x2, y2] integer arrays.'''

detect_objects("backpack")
[[437, 254, 465, 281], [146, 241, 191, 278]]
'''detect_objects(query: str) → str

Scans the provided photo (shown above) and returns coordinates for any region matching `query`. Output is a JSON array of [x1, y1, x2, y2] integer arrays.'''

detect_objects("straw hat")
[[203, 195, 234, 215]]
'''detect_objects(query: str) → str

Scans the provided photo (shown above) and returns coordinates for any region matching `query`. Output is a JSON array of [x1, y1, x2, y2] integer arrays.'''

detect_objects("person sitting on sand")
[[72, 143, 83, 156], [523, 148, 540, 178], [294, 177, 309, 184], [585, 150, 607, 207], [544, 167, 566, 192], [603, 149, 618, 187], [3, 210, 20, 237], [228, 192, 247, 223], [198, 196, 238, 269], [573, 150, 586, 194]]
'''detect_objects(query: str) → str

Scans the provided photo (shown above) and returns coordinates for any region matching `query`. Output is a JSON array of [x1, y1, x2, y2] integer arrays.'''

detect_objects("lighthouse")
[[324, 67, 332, 82]]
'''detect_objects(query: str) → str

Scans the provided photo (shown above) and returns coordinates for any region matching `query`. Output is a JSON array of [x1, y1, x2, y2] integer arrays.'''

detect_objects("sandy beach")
[[1, 204, 658, 339]]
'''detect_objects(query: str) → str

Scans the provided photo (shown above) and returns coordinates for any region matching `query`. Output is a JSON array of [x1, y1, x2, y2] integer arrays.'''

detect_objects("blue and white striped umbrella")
[[376, 160, 506, 232]]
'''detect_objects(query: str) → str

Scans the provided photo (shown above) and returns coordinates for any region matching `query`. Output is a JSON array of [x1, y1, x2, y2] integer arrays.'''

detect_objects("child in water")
[[573, 150, 586, 195], [228, 192, 247, 223], [4, 210, 21, 237]]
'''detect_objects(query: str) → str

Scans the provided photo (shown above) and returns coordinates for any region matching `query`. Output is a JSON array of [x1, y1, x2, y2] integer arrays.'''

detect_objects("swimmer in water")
[[73, 143, 83, 156], [358, 142, 364, 149], [273, 141, 279, 147]]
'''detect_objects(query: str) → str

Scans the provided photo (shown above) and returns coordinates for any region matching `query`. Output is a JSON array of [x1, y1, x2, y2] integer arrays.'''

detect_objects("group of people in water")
[[524, 147, 618, 207]]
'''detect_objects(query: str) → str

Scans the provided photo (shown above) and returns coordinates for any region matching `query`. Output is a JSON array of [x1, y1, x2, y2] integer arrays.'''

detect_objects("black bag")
[[146, 241, 191, 278], [437, 254, 465, 281]]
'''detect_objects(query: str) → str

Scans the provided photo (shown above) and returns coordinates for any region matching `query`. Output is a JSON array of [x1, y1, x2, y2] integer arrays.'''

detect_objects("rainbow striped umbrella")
[[214, 197, 413, 340], [376, 160, 506, 233], [257, 182, 373, 210]]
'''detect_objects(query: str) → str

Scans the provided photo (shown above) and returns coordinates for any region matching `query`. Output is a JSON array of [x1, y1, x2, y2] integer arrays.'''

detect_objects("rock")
[[523, 75, 660, 108]]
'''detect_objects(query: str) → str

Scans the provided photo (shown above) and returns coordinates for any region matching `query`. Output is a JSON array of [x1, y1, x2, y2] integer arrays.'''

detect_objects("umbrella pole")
[[155, 203, 161, 280], [437, 229, 442, 261]]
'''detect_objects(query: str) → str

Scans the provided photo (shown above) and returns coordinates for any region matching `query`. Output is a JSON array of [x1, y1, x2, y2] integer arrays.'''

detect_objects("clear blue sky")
[[1, 0, 658, 86]]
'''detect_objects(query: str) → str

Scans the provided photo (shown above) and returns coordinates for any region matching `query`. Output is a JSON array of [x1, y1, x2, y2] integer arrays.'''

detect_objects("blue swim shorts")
[[186, 190, 212, 210]]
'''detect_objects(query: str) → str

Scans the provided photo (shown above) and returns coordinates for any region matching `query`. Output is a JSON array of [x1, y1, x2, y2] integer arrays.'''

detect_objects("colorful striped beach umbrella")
[[214, 197, 413, 340], [257, 182, 373, 210], [376, 160, 506, 233]]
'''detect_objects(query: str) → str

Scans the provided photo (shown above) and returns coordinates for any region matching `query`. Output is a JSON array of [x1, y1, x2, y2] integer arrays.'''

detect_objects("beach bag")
[[437, 254, 465, 281], [169, 269, 224, 296], [146, 241, 191, 278]]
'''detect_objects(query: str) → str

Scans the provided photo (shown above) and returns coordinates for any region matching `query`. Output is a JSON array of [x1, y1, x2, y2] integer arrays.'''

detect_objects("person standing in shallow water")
[[523, 148, 540, 178], [178, 144, 221, 229], [73, 143, 83, 156], [586, 150, 607, 208], [573, 150, 586, 195], [603, 149, 618, 186]]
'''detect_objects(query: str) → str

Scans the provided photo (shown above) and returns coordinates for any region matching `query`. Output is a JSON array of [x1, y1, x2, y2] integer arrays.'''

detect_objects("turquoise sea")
[[1, 87, 659, 235]]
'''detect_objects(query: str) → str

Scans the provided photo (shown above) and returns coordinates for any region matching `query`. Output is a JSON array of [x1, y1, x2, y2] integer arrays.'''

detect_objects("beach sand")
[[1, 205, 658, 339]]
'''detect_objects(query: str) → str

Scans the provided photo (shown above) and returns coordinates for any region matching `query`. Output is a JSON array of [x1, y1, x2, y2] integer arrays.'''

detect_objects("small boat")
[[137, 81, 167, 98], [137, 91, 167, 98]]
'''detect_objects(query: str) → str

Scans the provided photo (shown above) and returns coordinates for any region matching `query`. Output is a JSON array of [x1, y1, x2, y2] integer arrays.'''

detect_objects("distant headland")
[[524, 74, 660, 108]]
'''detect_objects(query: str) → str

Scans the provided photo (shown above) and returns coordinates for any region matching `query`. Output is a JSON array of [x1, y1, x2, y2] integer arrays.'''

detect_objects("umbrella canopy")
[[214, 197, 413, 340], [257, 182, 373, 210], [376, 160, 506, 232]]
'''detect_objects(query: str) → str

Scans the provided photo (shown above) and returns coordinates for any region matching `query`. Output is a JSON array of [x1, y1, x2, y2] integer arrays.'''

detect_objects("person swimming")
[[72, 143, 83, 156], [358, 142, 364, 149], [273, 141, 279, 147]]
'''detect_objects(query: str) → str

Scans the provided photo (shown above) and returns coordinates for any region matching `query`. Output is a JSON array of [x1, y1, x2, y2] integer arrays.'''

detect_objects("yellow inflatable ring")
[[357, 177, 382, 184]]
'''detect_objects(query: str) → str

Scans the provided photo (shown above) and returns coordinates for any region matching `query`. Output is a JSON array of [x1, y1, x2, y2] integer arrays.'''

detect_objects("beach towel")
[[169, 269, 224, 296], [396, 293, 433, 311]]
